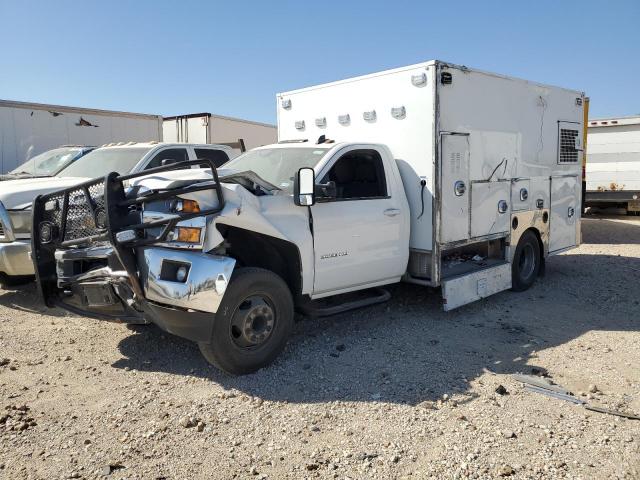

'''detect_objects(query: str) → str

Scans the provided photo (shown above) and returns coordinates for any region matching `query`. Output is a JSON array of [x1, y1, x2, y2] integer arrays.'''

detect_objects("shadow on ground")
[[110, 218, 640, 405], [0, 281, 69, 318], [582, 216, 640, 244]]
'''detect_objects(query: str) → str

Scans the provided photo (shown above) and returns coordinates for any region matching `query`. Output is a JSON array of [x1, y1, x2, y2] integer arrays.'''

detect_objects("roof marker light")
[[338, 114, 350, 125], [411, 73, 427, 87], [295, 120, 305, 130], [315, 117, 326, 128], [363, 110, 377, 122], [391, 106, 406, 119], [281, 98, 292, 109]]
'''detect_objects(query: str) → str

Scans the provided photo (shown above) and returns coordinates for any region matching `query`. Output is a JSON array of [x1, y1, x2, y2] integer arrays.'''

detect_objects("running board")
[[299, 288, 391, 318], [441, 262, 511, 311]]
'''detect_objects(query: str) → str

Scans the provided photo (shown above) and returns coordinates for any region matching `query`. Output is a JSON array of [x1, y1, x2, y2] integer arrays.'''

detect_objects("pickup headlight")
[[8, 209, 32, 235], [142, 198, 206, 248]]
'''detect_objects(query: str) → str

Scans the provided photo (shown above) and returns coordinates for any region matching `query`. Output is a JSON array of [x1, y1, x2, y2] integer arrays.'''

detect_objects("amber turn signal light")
[[175, 227, 202, 243]]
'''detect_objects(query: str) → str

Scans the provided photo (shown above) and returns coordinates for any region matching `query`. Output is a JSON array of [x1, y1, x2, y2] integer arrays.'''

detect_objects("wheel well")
[[216, 225, 303, 301], [524, 227, 545, 277]]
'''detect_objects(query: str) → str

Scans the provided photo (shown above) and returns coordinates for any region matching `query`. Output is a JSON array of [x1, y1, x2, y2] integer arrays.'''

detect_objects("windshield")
[[9, 147, 84, 176], [58, 147, 153, 178], [223, 147, 329, 192]]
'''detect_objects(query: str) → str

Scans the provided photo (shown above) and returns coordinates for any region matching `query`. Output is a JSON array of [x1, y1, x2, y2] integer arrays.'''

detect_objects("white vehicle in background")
[[585, 115, 640, 214], [0, 145, 96, 181], [33, 61, 585, 374], [163, 112, 277, 156], [0, 142, 235, 285], [0, 99, 163, 174]]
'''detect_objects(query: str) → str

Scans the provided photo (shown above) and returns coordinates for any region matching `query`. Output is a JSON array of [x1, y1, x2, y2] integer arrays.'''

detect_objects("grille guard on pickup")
[[32, 159, 225, 307]]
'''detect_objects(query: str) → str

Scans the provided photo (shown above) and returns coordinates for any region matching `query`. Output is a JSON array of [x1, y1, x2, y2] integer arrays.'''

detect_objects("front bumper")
[[0, 240, 34, 276], [51, 246, 235, 342]]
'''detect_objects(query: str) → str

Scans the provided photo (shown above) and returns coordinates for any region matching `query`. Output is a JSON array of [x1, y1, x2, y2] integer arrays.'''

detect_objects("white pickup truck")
[[33, 61, 585, 374], [0, 142, 234, 285]]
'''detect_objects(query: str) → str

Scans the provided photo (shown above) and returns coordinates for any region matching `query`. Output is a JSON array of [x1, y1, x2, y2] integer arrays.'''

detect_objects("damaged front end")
[[32, 160, 235, 342]]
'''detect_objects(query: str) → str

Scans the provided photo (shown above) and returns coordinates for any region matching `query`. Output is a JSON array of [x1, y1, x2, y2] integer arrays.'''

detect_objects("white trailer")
[[0, 99, 163, 174], [162, 113, 277, 155], [34, 61, 585, 374], [585, 115, 640, 213]]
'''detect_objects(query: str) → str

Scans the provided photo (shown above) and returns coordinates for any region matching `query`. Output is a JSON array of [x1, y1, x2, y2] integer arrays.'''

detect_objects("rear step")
[[298, 288, 391, 318]]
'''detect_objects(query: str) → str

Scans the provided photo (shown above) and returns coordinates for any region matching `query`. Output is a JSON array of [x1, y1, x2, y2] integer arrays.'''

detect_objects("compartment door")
[[549, 175, 579, 252], [439, 133, 470, 244], [470, 181, 511, 238]]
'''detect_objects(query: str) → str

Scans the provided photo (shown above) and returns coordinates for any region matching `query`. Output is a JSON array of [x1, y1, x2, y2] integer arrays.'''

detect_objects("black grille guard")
[[32, 159, 225, 307]]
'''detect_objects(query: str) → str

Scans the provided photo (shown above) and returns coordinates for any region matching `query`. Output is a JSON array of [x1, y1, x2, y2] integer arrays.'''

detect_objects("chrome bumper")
[[138, 248, 235, 313], [0, 240, 34, 276], [54, 246, 235, 316]]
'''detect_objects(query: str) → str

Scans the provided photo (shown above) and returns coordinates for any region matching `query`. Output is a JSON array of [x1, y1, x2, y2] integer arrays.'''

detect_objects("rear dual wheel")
[[198, 267, 294, 375], [511, 230, 541, 292]]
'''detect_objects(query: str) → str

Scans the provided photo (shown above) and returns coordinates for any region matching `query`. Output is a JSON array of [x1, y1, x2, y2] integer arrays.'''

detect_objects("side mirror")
[[294, 167, 315, 206], [161, 158, 177, 166]]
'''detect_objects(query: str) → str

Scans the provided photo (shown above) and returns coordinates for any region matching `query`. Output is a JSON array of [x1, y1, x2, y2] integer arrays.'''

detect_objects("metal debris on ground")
[[514, 373, 640, 420]]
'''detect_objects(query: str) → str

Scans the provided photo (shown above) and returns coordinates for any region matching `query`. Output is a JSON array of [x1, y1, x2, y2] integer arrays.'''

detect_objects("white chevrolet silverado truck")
[[0, 142, 233, 285], [33, 61, 585, 374]]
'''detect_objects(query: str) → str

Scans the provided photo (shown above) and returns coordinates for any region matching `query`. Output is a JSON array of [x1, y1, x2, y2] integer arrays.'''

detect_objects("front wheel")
[[511, 230, 541, 292], [198, 267, 294, 375]]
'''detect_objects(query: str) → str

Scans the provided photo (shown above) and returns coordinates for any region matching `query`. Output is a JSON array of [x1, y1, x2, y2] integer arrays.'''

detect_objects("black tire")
[[511, 230, 541, 292], [198, 267, 294, 375]]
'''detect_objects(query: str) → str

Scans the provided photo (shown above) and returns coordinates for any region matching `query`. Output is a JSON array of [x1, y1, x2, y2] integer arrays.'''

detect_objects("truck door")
[[439, 133, 470, 243], [310, 147, 408, 296], [549, 175, 579, 252]]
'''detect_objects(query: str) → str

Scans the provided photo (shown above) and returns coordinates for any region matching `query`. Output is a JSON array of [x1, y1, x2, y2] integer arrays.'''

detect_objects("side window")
[[320, 149, 388, 200], [145, 148, 189, 170], [194, 148, 230, 168]]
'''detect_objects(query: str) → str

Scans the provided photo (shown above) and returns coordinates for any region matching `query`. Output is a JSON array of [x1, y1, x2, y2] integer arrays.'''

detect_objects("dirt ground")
[[1, 214, 639, 480]]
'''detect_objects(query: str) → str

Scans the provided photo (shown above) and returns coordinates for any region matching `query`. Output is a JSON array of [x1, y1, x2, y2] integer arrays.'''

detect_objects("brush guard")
[[32, 159, 225, 309]]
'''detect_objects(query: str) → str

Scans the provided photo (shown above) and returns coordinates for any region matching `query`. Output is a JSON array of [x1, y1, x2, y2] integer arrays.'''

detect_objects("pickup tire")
[[511, 230, 541, 292], [198, 267, 294, 375]]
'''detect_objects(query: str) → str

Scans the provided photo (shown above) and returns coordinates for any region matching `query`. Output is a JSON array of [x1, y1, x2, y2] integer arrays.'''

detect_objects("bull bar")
[[32, 159, 229, 334]]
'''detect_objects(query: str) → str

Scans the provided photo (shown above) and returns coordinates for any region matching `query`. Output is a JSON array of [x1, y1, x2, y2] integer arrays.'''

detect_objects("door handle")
[[384, 208, 401, 217]]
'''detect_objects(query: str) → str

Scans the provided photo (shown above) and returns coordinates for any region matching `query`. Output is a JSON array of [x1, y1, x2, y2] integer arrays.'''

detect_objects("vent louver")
[[559, 128, 579, 163]]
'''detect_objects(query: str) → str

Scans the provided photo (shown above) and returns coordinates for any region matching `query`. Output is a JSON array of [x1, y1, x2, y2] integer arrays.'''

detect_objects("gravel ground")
[[1, 214, 639, 480]]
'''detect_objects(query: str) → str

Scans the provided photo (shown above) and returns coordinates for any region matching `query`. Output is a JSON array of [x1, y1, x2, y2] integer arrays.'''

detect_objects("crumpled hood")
[[0, 176, 90, 210]]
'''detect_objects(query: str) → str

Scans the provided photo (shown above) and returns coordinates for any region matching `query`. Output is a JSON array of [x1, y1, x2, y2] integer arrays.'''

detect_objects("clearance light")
[[363, 110, 376, 122], [411, 72, 427, 87], [281, 98, 292, 109], [391, 106, 406, 119], [175, 227, 202, 243], [338, 114, 350, 125], [295, 120, 305, 130], [172, 199, 200, 213]]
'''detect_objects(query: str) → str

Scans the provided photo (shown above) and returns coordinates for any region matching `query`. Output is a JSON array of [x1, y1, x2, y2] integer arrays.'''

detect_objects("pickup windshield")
[[58, 147, 153, 178], [9, 147, 85, 176], [223, 147, 329, 192]]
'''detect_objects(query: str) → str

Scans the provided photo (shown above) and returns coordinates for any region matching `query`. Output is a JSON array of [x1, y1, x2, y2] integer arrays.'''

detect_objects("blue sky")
[[1, 1, 638, 124]]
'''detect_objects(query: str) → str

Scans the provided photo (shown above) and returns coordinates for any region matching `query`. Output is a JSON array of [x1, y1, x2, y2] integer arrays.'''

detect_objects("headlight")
[[8, 210, 32, 235], [171, 199, 200, 213]]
